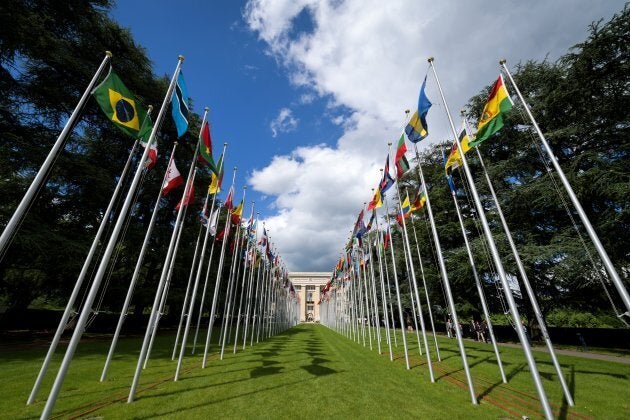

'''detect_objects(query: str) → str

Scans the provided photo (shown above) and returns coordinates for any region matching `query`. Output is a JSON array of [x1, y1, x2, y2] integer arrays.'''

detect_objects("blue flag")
[[171, 71, 189, 137], [405, 76, 432, 143]]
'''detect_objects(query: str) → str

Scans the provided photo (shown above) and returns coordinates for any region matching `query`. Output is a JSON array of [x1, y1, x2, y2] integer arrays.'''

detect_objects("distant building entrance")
[[288, 272, 330, 322]]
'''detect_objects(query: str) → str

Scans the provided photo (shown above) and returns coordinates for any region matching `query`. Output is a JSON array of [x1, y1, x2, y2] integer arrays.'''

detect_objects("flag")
[[352, 210, 366, 238], [259, 227, 268, 247], [383, 229, 390, 251], [470, 74, 513, 147], [231, 200, 243, 224], [200, 199, 209, 226], [162, 159, 183, 195], [171, 71, 189, 138], [175, 184, 194, 211], [224, 185, 234, 210], [141, 138, 158, 171], [445, 122, 471, 173], [92, 69, 151, 139], [208, 208, 219, 236], [396, 195, 411, 225], [379, 153, 395, 196], [395, 134, 410, 179], [367, 188, 382, 210], [208, 154, 224, 195], [197, 120, 213, 166], [366, 209, 376, 231], [410, 185, 426, 212], [405, 76, 432, 143]]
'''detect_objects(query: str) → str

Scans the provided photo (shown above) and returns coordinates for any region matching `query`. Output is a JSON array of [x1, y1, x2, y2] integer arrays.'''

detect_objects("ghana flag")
[[92, 68, 149, 138], [469, 75, 513, 147]]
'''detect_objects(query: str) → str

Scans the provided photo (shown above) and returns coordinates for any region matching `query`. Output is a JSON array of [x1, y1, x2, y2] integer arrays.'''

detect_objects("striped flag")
[[171, 71, 189, 137]]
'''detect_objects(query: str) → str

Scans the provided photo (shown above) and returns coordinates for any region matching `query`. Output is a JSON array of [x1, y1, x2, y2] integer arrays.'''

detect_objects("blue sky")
[[111, 0, 623, 271]]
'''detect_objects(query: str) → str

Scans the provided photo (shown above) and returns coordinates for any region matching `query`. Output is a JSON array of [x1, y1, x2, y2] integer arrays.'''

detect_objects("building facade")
[[288, 272, 331, 322]]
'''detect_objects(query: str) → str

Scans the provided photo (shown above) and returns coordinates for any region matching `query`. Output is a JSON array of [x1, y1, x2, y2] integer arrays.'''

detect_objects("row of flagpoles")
[[319, 57, 629, 419], [0, 52, 300, 419]]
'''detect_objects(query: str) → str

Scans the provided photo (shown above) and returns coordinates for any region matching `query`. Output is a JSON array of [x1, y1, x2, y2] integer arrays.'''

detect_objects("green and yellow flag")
[[92, 68, 149, 138], [469, 74, 513, 147]]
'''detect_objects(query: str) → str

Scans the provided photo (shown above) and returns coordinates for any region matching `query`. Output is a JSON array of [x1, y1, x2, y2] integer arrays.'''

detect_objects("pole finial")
[[234, 166, 238, 171], [405, 109, 410, 114], [460, 109, 465, 116], [105, 51, 113, 58], [387, 142, 392, 146], [178, 55, 185, 62], [204, 106, 209, 111], [223, 142, 227, 146], [148, 105, 154, 112], [243, 186, 247, 190], [427, 57, 434, 63], [499, 58, 507, 65]]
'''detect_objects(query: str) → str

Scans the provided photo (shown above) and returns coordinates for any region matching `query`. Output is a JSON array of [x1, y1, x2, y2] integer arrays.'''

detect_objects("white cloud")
[[270, 107, 299, 137], [245, 0, 621, 271]]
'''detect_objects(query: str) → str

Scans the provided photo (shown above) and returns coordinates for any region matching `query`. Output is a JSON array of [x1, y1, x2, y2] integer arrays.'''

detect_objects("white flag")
[[209, 208, 219, 236], [162, 159, 183, 195]]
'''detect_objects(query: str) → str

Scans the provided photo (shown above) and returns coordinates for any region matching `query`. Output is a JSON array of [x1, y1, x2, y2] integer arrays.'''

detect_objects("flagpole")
[[192, 204, 223, 353], [202, 167, 238, 367], [472, 144, 573, 403], [124, 55, 195, 403], [28, 106, 149, 402], [219, 190, 246, 359], [410, 218, 441, 361], [174, 144, 227, 379], [40, 55, 183, 419], [396, 184, 434, 380], [143, 167, 198, 368], [366, 223, 382, 354], [100, 140, 177, 382], [232, 204, 256, 353], [382, 146, 411, 367], [373, 213, 394, 360], [243, 216, 261, 349], [500, 60, 629, 314], [0, 52, 112, 260], [429, 56, 549, 416], [446, 160, 507, 383], [192, 144, 228, 354]]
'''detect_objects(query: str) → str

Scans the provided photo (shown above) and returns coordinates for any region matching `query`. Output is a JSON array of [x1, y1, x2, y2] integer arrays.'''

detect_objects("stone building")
[[288, 272, 331, 322]]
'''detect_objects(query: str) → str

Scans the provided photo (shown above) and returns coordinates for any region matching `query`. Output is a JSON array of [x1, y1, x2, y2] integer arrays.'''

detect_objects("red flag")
[[162, 159, 183, 195], [383, 230, 391, 250], [141, 140, 158, 171], [224, 185, 234, 210], [197, 120, 213, 166], [175, 184, 195, 211]]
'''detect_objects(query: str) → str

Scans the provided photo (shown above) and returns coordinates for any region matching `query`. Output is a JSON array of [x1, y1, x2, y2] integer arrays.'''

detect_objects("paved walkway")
[[498, 341, 630, 364]]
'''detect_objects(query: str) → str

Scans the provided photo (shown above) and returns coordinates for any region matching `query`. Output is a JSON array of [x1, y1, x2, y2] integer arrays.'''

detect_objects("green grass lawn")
[[0, 323, 628, 419]]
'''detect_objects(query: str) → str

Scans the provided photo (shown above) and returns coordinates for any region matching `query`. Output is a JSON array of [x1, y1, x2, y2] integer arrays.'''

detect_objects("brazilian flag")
[[92, 68, 150, 139]]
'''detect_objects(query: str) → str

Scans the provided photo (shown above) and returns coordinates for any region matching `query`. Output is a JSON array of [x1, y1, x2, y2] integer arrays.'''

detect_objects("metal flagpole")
[[383, 191, 410, 369], [396, 185, 434, 380], [29, 129, 141, 400], [220, 191, 246, 359], [447, 164, 507, 383], [41, 55, 183, 418], [172, 222, 204, 358], [174, 144, 227, 379], [473, 145, 573, 403], [380, 226, 398, 349], [429, 57, 549, 415], [410, 219, 441, 361], [231, 204, 255, 353], [144, 168, 197, 368], [170, 109, 211, 360], [237, 211, 258, 351], [202, 167, 237, 367], [1, 52, 112, 259], [243, 221, 261, 349], [374, 214, 394, 360], [367, 233, 382, 353], [126, 55, 196, 403], [30, 108, 149, 400], [192, 204, 223, 354], [100, 139, 177, 382], [501, 60, 629, 314]]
